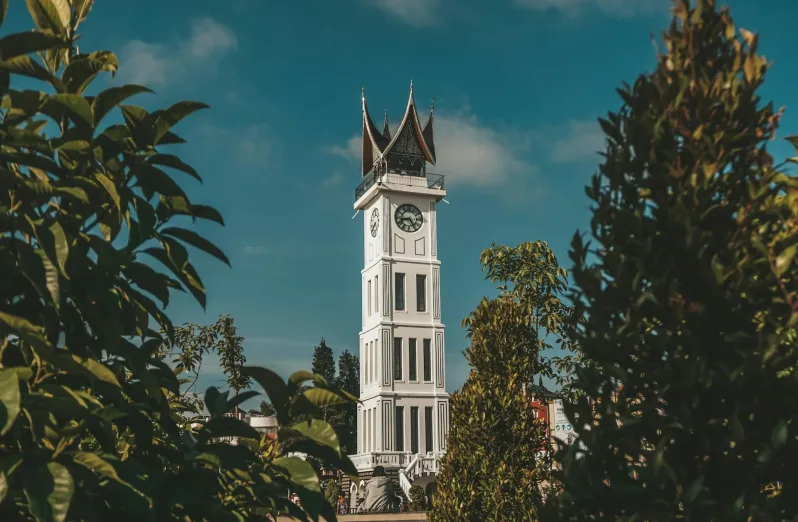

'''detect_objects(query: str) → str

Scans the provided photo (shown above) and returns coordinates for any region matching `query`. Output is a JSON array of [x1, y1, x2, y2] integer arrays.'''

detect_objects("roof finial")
[[361, 86, 365, 100], [430, 96, 435, 115], [410, 79, 413, 92]]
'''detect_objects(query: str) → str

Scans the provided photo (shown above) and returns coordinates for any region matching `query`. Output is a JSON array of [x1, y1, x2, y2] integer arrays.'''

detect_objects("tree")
[[160, 314, 250, 413], [430, 242, 574, 522], [253, 400, 277, 417], [542, 1, 798, 520], [408, 484, 427, 512], [331, 349, 359, 455], [325, 479, 341, 510], [312, 337, 336, 385], [0, 3, 355, 521]]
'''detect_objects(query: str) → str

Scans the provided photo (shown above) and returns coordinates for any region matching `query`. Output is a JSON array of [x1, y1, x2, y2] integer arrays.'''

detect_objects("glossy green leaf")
[[272, 456, 322, 518], [23, 462, 74, 522], [0, 31, 66, 59], [62, 50, 117, 93], [71, 355, 121, 388], [68, 0, 93, 25], [242, 366, 289, 421], [0, 55, 57, 84], [152, 100, 209, 144], [301, 387, 349, 409], [775, 244, 797, 277], [92, 85, 151, 126], [49, 221, 69, 277], [71, 452, 122, 483], [0, 0, 7, 27], [25, 0, 70, 33], [147, 153, 201, 182], [772, 421, 788, 448], [0, 470, 7, 504], [161, 227, 230, 266], [123, 261, 170, 306], [48, 93, 93, 126], [0, 369, 21, 436]]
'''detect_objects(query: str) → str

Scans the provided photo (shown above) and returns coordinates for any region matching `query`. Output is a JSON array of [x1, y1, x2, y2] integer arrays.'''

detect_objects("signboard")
[[552, 399, 576, 446]]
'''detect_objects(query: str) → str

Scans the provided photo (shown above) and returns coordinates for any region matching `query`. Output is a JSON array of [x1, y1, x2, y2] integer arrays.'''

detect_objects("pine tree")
[[332, 350, 360, 454], [542, 1, 798, 520], [430, 242, 573, 522], [311, 337, 337, 385]]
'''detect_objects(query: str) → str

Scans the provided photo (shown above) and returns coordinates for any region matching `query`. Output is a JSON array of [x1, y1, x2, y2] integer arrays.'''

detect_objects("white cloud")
[[370, 0, 441, 27], [242, 245, 268, 255], [195, 123, 271, 167], [118, 17, 237, 85], [548, 119, 605, 163], [515, 0, 661, 17], [325, 107, 536, 188], [322, 172, 347, 187]]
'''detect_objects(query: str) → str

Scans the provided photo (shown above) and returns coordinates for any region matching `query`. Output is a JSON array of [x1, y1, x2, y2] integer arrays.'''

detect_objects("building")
[[347, 83, 450, 504]]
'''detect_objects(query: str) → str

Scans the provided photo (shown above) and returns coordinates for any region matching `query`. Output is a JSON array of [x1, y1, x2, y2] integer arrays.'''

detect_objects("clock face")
[[370, 208, 379, 237], [395, 204, 423, 233]]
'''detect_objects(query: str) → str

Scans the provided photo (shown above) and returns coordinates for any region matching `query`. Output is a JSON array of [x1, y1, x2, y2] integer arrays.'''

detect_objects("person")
[[338, 495, 348, 514], [357, 466, 399, 513], [400, 500, 407, 512]]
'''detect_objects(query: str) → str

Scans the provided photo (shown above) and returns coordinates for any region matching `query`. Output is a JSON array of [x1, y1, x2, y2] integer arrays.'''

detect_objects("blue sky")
[[7, 0, 798, 402]]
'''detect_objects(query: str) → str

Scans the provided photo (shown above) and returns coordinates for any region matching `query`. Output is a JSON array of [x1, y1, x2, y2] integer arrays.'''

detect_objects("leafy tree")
[[324, 479, 340, 510], [160, 313, 250, 413], [408, 484, 426, 512], [430, 242, 573, 522], [312, 337, 336, 385], [542, 1, 798, 520], [253, 400, 277, 417], [0, 3, 355, 521], [330, 349, 359, 455]]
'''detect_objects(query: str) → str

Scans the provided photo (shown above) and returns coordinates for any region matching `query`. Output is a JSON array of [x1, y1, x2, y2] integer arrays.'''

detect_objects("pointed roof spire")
[[382, 109, 391, 139], [422, 96, 436, 163]]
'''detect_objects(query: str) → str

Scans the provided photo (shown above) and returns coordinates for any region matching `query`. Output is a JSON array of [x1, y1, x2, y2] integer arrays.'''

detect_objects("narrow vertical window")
[[395, 406, 404, 451], [410, 407, 419, 454], [395, 273, 405, 311], [393, 337, 402, 380], [425, 407, 433, 452], [423, 338, 431, 381], [368, 279, 372, 316], [375, 275, 379, 314], [416, 274, 426, 312], [409, 338, 417, 381]]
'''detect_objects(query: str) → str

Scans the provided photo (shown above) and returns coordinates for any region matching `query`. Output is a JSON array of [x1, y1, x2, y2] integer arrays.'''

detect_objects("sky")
[[6, 0, 798, 406]]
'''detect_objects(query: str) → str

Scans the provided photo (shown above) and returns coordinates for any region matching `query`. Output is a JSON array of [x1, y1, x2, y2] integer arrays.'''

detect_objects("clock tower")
[[349, 83, 449, 501]]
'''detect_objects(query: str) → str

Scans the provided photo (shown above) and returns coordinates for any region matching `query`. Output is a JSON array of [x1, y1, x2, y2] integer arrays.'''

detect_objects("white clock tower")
[[349, 83, 449, 500]]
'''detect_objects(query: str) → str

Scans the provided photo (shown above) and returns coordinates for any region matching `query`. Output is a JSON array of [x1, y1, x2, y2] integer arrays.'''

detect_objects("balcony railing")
[[355, 171, 445, 201]]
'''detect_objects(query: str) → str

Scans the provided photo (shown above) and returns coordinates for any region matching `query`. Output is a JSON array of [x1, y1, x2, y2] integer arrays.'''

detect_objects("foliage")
[[408, 484, 426, 512], [160, 314, 250, 397], [324, 479, 340, 510], [542, 1, 798, 520], [252, 400, 277, 417], [430, 242, 572, 522], [0, 2, 356, 521], [330, 349, 359, 455], [311, 338, 336, 386]]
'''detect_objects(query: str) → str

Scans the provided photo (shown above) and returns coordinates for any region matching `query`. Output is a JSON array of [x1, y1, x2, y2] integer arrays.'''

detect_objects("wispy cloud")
[[325, 106, 538, 189], [117, 17, 237, 85], [195, 123, 272, 168], [321, 172, 347, 188], [548, 119, 605, 164], [514, 0, 662, 17], [370, 0, 441, 27]]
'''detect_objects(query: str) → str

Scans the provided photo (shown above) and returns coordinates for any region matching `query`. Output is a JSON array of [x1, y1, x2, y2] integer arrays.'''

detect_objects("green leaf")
[[0, 471, 7, 504], [301, 387, 350, 409], [0, 55, 57, 84], [62, 50, 117, 94], [48, 93, 93, 126], [25, 0, 70, 33], [71, 452, 122, 483], [49, 221, 69, 278], [242, 366, 289, 422], [0, 0, 7, 26], [23, 462, 74, 522], [772, 421, 788, 448], [42, 255, 59, 307], [0, 369, 21, 436], [95, 172, 120, 211], [224, 390, 260, 412], [68, 0, 93, 25], [135, 165, 185, 198], [152, 100, 209, 144], [272, 456, 322, 517], [147, 153, 201, 182], [123, 261, 171, 307], [0, 31, 66, 60], [92, 85, 151, 126], [161, 227, 230, 266], [775, 244, 797, 277], [71, 355, 121, 388]]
